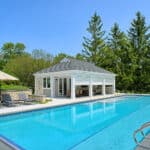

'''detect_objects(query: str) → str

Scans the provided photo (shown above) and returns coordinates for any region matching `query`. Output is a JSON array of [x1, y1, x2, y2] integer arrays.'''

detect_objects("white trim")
[[50, 76, 54, 97], [34, 76, 37, 95], [71, 76, 75, 99], [34, 70, 116, 77], [89, 76, 93, 97], [102, 79, 106, 96], [113, 79, 116, 94], [66, 78, 70, 95], [75, 82, 90, 85]]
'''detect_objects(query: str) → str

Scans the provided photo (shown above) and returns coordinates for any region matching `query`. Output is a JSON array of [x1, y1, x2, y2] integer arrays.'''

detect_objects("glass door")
[[58, 78, 67, 97], [59, 78, 63, 96]]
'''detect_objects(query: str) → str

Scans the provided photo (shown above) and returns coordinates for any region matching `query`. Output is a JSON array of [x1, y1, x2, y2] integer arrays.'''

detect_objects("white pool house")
[[34, 58, 116, 99]]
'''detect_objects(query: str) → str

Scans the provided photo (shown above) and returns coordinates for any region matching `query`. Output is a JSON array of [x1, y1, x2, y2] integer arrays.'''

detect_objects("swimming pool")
[[0, 95, 150, 150]]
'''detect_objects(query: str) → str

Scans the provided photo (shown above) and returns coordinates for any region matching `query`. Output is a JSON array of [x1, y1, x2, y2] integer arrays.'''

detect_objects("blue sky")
[[0, 0, 150, 56]]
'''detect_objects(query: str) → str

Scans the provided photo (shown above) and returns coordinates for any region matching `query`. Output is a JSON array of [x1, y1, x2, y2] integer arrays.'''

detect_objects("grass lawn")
[[1, 84, 29, 91]]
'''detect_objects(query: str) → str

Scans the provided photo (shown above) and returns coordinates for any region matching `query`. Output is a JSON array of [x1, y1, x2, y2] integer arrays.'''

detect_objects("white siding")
[[74, 71, 115, 86], [34, 70, 116, 97], [34, 76, 43, 95], [43, 89, 51, 97], [75, 73, 90, 85]]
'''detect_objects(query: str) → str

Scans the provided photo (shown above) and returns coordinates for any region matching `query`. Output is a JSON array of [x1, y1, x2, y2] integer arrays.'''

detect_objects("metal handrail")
[[133, 122, 150, 148]]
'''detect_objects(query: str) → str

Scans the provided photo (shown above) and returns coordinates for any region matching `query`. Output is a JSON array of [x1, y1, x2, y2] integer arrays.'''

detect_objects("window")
[[43, 78, 46, 88], [43, 77, 51, 88], [47, 78, 50, 88]]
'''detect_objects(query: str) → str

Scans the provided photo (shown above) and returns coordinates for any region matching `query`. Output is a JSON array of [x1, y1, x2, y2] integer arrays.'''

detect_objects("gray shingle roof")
[[35, 58, 115, 75]]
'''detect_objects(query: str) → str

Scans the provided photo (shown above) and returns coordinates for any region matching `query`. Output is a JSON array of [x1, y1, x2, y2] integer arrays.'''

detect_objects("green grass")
[[1, 84, 29, 91]]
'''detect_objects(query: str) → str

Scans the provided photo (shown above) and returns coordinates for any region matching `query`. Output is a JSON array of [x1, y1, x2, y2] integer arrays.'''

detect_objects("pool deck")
[[0, 93, 124, 116], [136, 134, 150, 150], [0, 140, 14, 150], [0, 137, 21, 150]]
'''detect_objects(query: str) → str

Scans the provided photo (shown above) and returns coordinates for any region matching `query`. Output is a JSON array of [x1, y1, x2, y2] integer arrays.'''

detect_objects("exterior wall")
[[105, 76, 115, 85], [34, 75, 52, 97], [34, 70, 116, 97], [75, 74, 91, 84], [43, 89, 51, 97], [34, 76, 43, 95], [2, 90, 32, 101], [74, 71, 115, 86]]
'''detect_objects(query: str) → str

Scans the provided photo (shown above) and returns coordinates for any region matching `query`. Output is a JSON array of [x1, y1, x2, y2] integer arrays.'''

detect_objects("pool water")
[[0, 96, 150, 150]]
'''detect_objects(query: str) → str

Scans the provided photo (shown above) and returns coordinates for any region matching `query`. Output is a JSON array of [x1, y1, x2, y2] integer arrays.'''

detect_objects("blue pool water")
[[0, 96, 150, 150]]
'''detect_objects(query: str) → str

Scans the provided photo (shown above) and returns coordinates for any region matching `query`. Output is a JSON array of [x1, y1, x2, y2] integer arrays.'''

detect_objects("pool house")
[[34, 58, 116, 99]]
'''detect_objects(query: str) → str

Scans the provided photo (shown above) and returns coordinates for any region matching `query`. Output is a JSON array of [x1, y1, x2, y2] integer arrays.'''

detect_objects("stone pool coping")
[[0, 93, 149, 116], [0, 135, 24, 150]]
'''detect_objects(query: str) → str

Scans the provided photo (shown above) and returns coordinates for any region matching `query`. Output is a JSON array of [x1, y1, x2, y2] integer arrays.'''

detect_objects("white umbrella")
[[0, 71, 18, 81], [0, 71, 19, 101]]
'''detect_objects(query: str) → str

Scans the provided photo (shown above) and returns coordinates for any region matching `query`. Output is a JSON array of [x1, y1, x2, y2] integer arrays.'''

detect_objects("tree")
[[82, 12, 106, 65], [108, 23, 135, 91], [128, 11, 150, 92], [14, 43, 26, 55], [0, 54, 5, 70], [4, 55, 51, 89], [75, 53, 84, 60], [128, 12, 150, 56], [1, 42, 26, 64], [52, 53, 69, 64], [1, 42, 14, 61], [32, 49, 53, 62]]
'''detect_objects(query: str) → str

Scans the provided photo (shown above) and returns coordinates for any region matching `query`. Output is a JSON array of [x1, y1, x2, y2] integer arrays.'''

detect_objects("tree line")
[[79, 11, 150, 93], [0, 11, 150, 93], [0, 43, 69, 89]]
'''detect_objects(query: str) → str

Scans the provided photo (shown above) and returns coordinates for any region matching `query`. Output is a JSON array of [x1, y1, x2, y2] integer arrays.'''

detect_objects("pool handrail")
[[133, 121, 150, 148]]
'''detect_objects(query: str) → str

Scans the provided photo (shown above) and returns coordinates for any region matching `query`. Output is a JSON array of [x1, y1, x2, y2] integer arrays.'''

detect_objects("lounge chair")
[[133, 121, 150, 149], [1, 94, 19, 107], [18, 93, 35, 104]]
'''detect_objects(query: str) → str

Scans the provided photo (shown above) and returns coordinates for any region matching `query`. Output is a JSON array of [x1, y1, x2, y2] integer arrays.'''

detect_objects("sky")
[[0, 0, 150, 56]]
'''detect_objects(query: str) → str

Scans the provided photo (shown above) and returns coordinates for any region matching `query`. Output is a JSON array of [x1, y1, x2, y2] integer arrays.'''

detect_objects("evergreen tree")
[[108, 23, 134, 91], [82, 12, 106, 65], [128, 12, 150, 56], [128, 11, 150, 92], [108, 23, 127, 73]]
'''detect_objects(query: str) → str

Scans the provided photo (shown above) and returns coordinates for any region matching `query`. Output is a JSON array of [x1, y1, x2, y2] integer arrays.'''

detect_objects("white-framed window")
[[43, 77, 51, 88]]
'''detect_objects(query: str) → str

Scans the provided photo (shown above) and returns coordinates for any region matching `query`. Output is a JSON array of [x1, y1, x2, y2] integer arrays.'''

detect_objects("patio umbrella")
[[0, 71, 18, 101], [0, 71, 18, 81]]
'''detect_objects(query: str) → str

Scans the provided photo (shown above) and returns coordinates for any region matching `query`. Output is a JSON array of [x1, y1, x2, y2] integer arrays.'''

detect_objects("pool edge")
[[0, 94, 149, 117]]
